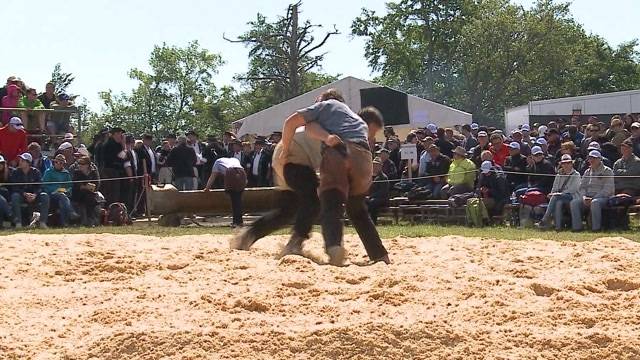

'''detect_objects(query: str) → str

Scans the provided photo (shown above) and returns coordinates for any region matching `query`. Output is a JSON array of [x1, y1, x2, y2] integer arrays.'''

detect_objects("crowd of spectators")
[[2, 75, 640, 232]]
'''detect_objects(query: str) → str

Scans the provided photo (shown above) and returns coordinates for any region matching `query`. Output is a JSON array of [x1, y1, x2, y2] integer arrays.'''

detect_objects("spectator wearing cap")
[[520, 124, 533, 146], [49, 93, 74, 134], [38, 82, 57, 109], [443, 146, 476, 197], [1, 84, 22, 125], [570, 150, 615, 231], [605, 116, 630, 147], [503, 142, 528, 191], [0, 156, 12, 228], [470, 123, 479, 136], [435, 128, 455, 158], [580, 124, 601, 157], [555, 142, 585, 175], [461, 124, 478, 152], [56, 142, 75, 169], [9, 153, 49, 229], [510, 129, 531, 156], [630, 122, 640, 157], [537, 125, 548, 139], [19, 88, 45, 131], [377, 148, 398, 180], [27, 142, 52, 175], [470, 131, 490, 167], [579, 142, 612, 173], [477, 160, 509, 217], [613, 139, 640, 196], [536, 154, 581, 231], [167, 135, 197, 191], [425, 144, 451, 199], [100, 127, 127, 206], [367, 158, 390, 225], [385, 138, 402, 174], [0, 117, 28, 166], [489, 133, 509, 167], [248, 137, 272, 187], [71, 156, 101, 227], [425, 123, 438, 138], [526, 146, 555, 194], [42, 154, 79, 227]]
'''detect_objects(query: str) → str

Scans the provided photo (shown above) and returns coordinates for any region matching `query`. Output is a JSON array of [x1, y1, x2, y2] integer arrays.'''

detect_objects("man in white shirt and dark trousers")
[[249, 137, 271, 187], [141, 134, 157, 182], [204, 157, 247, 227]]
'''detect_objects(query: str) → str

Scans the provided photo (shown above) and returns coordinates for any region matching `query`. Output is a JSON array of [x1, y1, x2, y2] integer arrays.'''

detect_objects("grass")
[[2, 222, 638, 242]]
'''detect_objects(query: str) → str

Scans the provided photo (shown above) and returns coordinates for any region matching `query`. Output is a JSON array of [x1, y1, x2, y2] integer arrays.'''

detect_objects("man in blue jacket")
[[10, 153, 50, 229], [42, 154, 79, 227]]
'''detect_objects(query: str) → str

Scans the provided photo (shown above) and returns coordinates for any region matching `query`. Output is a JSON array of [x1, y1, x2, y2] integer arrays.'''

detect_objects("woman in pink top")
[[1, 84, 22, 125]]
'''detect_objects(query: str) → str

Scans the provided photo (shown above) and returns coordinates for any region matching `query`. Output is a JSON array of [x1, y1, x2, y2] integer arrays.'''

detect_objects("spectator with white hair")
[[570, 150, 615, 232]]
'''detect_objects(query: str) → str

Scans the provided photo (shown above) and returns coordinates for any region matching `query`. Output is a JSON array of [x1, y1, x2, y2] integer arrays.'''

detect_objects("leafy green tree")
[[50, 63, 76, 95]]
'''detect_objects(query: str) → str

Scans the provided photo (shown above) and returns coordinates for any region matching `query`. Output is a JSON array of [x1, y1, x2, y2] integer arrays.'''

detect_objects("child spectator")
[[42, 154, 79, 227]]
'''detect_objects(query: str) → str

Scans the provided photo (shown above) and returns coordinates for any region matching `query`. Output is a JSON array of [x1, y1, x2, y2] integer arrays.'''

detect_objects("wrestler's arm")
[[304, 121, 343, 147], [280, 112, 306, 158]]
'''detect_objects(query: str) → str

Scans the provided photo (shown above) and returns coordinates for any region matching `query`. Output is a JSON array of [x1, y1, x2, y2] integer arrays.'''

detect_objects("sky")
[[4, 0, 639, 112]]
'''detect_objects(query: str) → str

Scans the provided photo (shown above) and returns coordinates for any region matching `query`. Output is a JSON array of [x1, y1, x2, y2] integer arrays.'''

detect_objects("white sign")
[[400, 143, 418, 161]]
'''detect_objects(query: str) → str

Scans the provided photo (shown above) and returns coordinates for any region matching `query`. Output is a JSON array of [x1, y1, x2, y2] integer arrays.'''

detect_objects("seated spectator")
[[605, 116, 630, 147], [546, 128, 562, 157], [167, 135, 197, 191], [520, 124, 533, 146], [71, 156, 101, 226], [377, 148, 398, 180], [477, 161, 509, 217], [38, 82, 57, 109], [555, 142, 584, 173], [470, 131, 490, 167], [27, 142, 51, 175], [1, 84, 22, 125], [622, 113, 636, 131], [417, 137, 434, 180], [580, 124, 601, 157], [48, 93, 74, 134], [489, 133, 509, 167], [613, 139, 640, 196], [367, 158, 390, 225], [565, 124, 584, 147], [10, 153, 49, 229], [580, 142, 613, 173], [601, 142, 621, 164], [0, 117, 28, 167], [509, 129, 531, 156], [19, 88, 45, 131], [43, 154, 79, 227], [0, 156, 12, 228], [526, 146, 555, 194], [570, 150, 615, 232], [443, 146, 476, 197], [424, 144, 451, 199], [503, 142, 528, 191], [385, 138, 402, 174], [630, 122, 640, 157], [536, 154, 581, 230], [57, 142, 76, 169]]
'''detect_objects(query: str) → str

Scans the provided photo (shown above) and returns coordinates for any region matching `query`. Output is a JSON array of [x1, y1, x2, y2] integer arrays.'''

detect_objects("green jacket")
[[448, 158, 476, 188]]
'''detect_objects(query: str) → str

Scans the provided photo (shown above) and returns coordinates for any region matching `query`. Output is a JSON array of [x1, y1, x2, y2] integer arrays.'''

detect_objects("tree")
[[50, 63, 76, 95], [89, 41, 230, 139], [225, 1, 339, 114], [353, 0, 640, 126]]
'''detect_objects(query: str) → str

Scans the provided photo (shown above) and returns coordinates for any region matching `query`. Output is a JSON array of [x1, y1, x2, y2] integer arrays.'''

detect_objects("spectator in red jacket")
[[0, 117, 28, 166], [489, 133, 509, 167]]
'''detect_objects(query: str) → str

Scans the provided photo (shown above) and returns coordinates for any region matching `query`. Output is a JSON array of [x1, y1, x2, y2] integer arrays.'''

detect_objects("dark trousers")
[[367, 198, 389, 225], [100, 168, 122, 206], [320, 189, 388, 261], [227, 190, 243, 226], [247, 164, 320, 244]]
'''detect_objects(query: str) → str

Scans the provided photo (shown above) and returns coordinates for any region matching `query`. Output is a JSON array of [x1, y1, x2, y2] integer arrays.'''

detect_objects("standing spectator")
[[527, 146, 555, 194], [204, 156, 247, 227], [629, 122, 640, 157], [230, 140, 245, 163], [435, 128, 455, 158], [0, 156, 12, 228], [38, 82, 57, 109], [100, 127, 126, 206], [48, 93, 74, 134], [425, 144, 451, 199], [367, 158, 390, 225], [503, 142, 528, 191], [187, 130, 207, 187], [461, 124, 478, 151], [71, 156, 101, 226], [570, 150, 615, 232], [443, 146, 476, 197], [42, 154, 79, 227], [156, 140, 173, 185], [249, 138, 271, 187], [19, 88, 45, 131], [613, 139, 640, 196], [221, 131, 235, 155], [470, 131, 490, 167], [10, 153, 49, 229], [167, 135, 197, 191], [123, 136, 142, 214], [140, 134, 157, 180], [1, 84, 22, 125], [28, 142, 51, 175], [536, 154, 581, 231], [0, 117, 28, 166], [0, 76, 17, 101], [377, 148, 398, 180], [489, 133, 509, 167], [88, 129, 109, 170]]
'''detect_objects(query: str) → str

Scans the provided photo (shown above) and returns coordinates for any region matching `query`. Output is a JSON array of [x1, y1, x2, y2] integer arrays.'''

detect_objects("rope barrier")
[[0, 175, 145, 187]]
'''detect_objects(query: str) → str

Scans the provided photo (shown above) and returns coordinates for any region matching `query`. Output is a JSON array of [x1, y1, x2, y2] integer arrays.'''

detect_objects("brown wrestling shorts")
[[319, 142, 373, 198], [224, 168, 247, 192]]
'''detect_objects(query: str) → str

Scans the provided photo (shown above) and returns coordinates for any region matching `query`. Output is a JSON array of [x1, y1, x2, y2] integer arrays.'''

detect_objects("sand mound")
[[2, 233, 640, 359]]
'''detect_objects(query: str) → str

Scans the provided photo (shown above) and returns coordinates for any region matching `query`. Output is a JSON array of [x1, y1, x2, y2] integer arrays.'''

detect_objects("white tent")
[[233, 76, 472, 138]]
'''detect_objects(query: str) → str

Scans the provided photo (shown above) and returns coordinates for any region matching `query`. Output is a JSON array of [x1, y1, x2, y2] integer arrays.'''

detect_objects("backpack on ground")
[[466, 197, 489, 227], [106, 202, 132, 226], [448, 192, 476, 208]]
